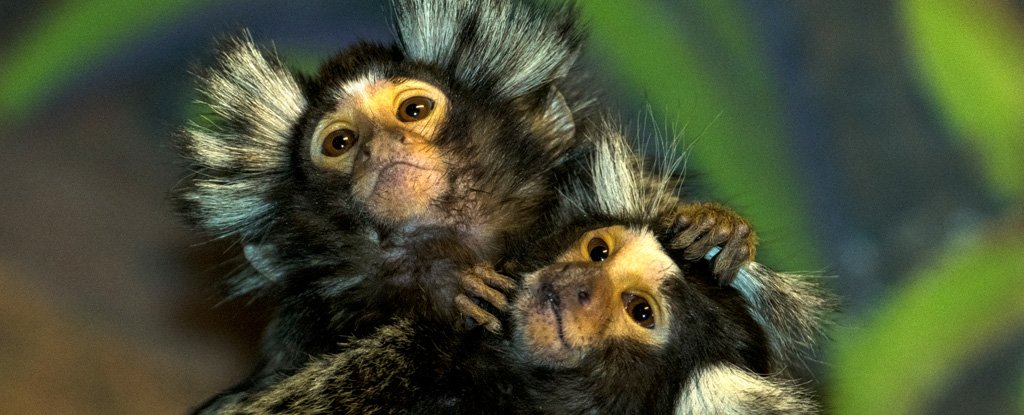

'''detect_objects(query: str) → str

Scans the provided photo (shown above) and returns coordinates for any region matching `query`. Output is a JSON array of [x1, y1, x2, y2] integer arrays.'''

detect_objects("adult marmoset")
[[176, 0, 588, 411], [216, 122, 832, 414]]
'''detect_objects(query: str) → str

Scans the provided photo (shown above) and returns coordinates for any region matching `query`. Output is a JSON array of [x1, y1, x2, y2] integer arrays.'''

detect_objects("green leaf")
[[0, 0, 206, 123], [576, 0, 821, 269], [901, 0, 1024, 200], [1019, 361, 1024, 414], [830, 235, 1024, 414]]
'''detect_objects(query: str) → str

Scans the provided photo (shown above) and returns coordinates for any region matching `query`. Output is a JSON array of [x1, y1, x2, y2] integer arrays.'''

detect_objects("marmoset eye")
[[321, 128, 359, 157], [622, 293, 655, 328], [587, 237, 610, 262], [397, 96, 435, 122]]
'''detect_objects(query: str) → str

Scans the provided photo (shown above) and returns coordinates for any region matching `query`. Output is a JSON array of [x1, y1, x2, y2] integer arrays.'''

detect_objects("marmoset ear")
[[392, 0, 583, 101], [176, 32, 307, 240], [520, 85, 576, 154], [731, 263, 834, 369]]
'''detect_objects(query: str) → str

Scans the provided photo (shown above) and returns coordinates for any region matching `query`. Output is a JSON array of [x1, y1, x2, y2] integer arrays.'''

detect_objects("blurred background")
[[1, 0, 1021, 413]]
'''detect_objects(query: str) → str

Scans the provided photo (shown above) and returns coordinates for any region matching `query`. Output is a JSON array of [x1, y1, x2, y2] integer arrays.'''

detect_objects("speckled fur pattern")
[[176, 34, 304, 242], [676, 363, 818, 414]]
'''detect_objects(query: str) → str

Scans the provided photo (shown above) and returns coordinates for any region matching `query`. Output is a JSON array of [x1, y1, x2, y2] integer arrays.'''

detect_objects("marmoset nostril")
[[577, 290, 590, 306]]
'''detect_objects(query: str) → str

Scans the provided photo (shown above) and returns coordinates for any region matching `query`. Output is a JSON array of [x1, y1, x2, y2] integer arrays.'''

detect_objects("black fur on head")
[[176, 0, 587, 299]]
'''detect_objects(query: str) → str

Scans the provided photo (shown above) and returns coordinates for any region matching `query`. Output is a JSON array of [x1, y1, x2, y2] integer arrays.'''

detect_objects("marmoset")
[[177, 0, 820, 412], [177, 0, 590, 411], [213, 122, 831, 414]]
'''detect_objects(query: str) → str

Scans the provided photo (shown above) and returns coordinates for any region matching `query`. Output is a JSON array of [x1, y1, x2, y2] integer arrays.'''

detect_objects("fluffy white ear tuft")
[[392, 0, 582, 100], [732, 263, 834, 369], [177, 32, 307, 239], [676, 363, 819, 414]]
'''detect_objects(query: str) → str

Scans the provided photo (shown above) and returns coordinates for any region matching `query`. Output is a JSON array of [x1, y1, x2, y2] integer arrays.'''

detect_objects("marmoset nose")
[[539, 268, 609, 311]]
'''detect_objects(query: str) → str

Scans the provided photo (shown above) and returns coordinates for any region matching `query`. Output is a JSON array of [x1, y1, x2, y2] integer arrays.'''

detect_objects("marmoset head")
[[515, 224, 687, 368], [176, 0, 585, 293], [507, 123, 831, 413], [307, 74, 450, 223]]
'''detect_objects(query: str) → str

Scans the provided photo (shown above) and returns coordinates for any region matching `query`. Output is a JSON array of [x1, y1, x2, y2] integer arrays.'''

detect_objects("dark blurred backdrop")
[[1, 1, 1021, 414]]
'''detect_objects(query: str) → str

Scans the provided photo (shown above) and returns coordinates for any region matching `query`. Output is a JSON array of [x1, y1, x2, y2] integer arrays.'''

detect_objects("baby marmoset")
[[215, 122, 832, 414]]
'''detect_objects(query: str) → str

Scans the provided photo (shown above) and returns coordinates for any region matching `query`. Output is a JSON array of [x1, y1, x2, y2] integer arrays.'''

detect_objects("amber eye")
[[397, 96, 435, 122], [321, 128, 358, 157], [622, 293, 655, 329], [586, 237, 610, 262]]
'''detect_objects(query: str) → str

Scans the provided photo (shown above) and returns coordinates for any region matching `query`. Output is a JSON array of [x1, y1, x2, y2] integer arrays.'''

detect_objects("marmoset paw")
[[666, 202, 757, 284], [455, 264, 516, 333]]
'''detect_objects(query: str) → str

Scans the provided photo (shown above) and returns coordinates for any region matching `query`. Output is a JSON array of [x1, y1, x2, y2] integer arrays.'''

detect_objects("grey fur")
[[734, 263, 834, 370], [221, 321, 419, 415], [393, 0, 582, 100], [563, 118, 681, 222], [177, 33, 303, 241]]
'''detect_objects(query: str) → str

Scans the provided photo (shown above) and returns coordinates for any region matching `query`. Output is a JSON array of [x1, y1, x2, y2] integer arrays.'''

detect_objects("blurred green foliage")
[[0, 0, 203, 122], [830, 234, 1024, 413], [824, 1, 1024, 412], [901, 0, 1024, 201], [2, 1, 1023, 413]]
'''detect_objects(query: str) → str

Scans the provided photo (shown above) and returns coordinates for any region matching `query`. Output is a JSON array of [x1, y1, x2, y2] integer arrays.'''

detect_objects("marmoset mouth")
[[350, 155, 449, 224], [378, 160, 430, 174], [541, 284, 572, 351], [366, 160, 443, 193]]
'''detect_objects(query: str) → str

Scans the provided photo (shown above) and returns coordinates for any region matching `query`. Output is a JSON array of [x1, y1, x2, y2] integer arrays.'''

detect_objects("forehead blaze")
[[309, 77, 450, 166], [565, 226, 679, 290], [336, 77, 449, 134]]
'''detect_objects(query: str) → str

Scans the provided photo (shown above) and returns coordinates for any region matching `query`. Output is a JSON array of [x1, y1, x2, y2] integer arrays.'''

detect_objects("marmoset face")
[[514, 225, 679, 367], [309, 78, 450, 224]]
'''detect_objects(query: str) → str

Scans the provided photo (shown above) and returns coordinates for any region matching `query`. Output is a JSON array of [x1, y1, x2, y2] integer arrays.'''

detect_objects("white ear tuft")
[[393, 0, 582, 99], [676, 363, 819, 414], [178, 32, 307, 240], [732, 262, 834, 370]]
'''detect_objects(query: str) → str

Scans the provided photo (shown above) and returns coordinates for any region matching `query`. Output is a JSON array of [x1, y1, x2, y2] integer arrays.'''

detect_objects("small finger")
[[461, 273, 510, 311], [712, 245, 749, 285], [712, 231, 744, 271], [455, 294, 503, 333], [673, 214, 693, 232], [673, 217, 714, 252], [682, 223, 725, 261], [476, 267, 517, 293]]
